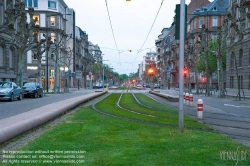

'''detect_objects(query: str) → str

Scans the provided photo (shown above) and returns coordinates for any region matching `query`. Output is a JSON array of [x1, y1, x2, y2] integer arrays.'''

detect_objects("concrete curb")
[[149, 91, 179, 102], [0, 91, 107, 145]]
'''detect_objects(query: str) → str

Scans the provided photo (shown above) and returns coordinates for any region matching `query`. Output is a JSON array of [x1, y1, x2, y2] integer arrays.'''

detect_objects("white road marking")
[[224, 104, 250, 108]]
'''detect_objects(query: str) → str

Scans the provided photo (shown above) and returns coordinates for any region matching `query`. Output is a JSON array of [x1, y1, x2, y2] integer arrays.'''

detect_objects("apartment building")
[[0, 0, 18, 82], [226, 0, 250, 91], [23, 0, 74, 91]]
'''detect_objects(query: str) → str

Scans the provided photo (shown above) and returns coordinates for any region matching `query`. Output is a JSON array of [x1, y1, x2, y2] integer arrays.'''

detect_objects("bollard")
[[183, 92, 186, 104], [197, 99, 203, 119], [189, 94, 193, 107], [185, 93, 189, 106]]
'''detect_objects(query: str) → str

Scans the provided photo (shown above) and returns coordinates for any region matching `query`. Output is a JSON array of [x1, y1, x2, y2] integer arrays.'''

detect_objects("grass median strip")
[[134, 93, 177, 112], [118, 93, 209, 130], [3, 105, 250, 165]]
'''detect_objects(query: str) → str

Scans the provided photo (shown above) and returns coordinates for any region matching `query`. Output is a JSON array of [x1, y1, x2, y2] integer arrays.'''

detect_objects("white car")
[[136, 84, 142, 88]]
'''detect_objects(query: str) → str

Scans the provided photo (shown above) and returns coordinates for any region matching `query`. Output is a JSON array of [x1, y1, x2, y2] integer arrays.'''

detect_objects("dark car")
[[0, 82, 22, 101], [23, 82, 43, 98]]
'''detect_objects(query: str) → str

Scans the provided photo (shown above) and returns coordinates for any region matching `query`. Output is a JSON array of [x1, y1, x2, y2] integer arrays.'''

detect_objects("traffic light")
[[184, 68, 187, 77], [174, 4, 187, 40], [148, 68, 155, 76]]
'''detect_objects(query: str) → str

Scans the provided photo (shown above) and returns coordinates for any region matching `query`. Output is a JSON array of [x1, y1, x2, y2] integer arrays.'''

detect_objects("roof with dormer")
[[190, 0, 229, 21]]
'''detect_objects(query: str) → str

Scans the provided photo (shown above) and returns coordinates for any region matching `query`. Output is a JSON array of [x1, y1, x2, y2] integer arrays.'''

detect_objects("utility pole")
[[179, 0, 185, 132]]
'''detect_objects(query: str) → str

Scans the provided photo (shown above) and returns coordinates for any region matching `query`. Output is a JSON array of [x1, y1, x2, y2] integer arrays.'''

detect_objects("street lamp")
[[102, 59, 108, 91]]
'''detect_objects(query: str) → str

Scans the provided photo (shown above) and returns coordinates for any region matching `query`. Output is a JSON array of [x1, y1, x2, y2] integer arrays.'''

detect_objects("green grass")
[[1, 94, 250, 166], [96, 93, 209, 130], [118, 86, 127, 90], [134, 93, 177, 111]]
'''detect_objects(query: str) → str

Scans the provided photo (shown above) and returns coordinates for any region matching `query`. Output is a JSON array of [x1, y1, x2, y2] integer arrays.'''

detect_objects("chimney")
[[220, 0, 224, 6]]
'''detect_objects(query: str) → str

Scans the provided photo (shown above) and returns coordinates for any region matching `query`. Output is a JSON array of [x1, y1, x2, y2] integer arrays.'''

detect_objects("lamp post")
[[102, 59, 108, 91]]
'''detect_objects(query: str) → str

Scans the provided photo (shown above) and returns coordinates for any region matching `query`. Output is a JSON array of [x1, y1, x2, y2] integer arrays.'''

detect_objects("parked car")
[[136, 84, 142, 88], [23, 82, 43, 98], [0, 82, 22, 101], [154, 84, 160, 89]]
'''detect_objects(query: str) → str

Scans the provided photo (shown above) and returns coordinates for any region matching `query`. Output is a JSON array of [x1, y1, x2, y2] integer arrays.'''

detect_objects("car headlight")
[[2, 90, 11, 94]]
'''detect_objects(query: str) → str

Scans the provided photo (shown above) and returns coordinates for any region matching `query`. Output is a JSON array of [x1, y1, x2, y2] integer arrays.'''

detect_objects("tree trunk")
[[234, 53, 241, 101], [17, 51, 24, 88], [217, 56, 224, 97], [194, 65, 199, 94], [53, 54, 59, 93], [38, 59, 42, 86]]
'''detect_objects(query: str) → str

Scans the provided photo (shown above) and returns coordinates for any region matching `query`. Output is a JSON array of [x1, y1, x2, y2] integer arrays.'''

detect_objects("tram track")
[[134, 89, 250, 143], [91, 90, 213, 132]]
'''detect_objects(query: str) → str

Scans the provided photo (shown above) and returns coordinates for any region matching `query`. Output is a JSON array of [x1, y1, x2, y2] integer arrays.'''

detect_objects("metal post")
[[46, 47, 49, 92], [179, 0, 185, 132], [46, 15, 49, 93], [78, 79, 79, 90], [102, 64, 104, 91]]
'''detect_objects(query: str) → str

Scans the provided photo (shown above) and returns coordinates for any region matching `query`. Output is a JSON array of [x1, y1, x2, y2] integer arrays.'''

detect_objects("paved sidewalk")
[[0, 90, 106, 144], [156, 88, 250, 99]]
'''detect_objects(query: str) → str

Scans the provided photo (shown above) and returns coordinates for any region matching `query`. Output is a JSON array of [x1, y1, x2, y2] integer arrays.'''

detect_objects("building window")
[[51, 53, 55, 60], [48, 1, 57, 9], [211, 34, 217, 40], [187, 24, 190, 32], [239, 49, 243, 67], [25, 0, 38, 8], [199, 18, 204, 28], [9, 49, 13, 68], [33, 53, 38, 60], [33, 15, 40, 26], [28, 0, 32, 7], [0, 46, 3, 67], [50, 16, 55, 26], [50, 69, 54, 76], [50, 32, 56, 43], [41, 69, 45, 76], [0, 4, 3, 25], [212, 17, 218, 27], [230, 54, 234, 69], [230, 76, 234, 88], [34, 0, 38, 7]]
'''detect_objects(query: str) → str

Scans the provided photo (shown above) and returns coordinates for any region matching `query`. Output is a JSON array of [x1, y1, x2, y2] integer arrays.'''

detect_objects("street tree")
[[207, 30, 227, 98], [31, 32, 53, 86], [90, 62, 102, 84], [58, 47, 73, 92], [0, 0, 51, 87], [49, 32, 72, 93]]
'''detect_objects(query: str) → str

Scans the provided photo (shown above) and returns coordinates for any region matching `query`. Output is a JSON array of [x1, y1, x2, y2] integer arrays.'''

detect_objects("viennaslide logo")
[[220, 147, 247, 165]]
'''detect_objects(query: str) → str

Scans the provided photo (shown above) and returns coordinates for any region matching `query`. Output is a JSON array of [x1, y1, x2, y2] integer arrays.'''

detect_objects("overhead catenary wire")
[[104, 0, 123, 69], [131, 0, 165, 74], [104, 0, 165, 75]]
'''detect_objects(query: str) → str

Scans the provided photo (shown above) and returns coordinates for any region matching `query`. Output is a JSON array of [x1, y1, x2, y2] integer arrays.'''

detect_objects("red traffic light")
[[148, 68, 155, 76], [184, 69, 188, 77]]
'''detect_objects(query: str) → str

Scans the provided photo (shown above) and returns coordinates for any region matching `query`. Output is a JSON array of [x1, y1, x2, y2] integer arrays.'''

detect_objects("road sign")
[[166, 66, 171, 71], [75, 71, 82, 79]]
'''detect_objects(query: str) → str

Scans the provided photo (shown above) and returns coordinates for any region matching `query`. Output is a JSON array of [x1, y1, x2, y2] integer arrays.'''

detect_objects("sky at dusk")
[[64, 0, 191, 75]]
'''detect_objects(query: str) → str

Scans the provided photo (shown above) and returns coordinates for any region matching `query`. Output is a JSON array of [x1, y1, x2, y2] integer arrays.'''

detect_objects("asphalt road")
[[0, 90, 93, 120]]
